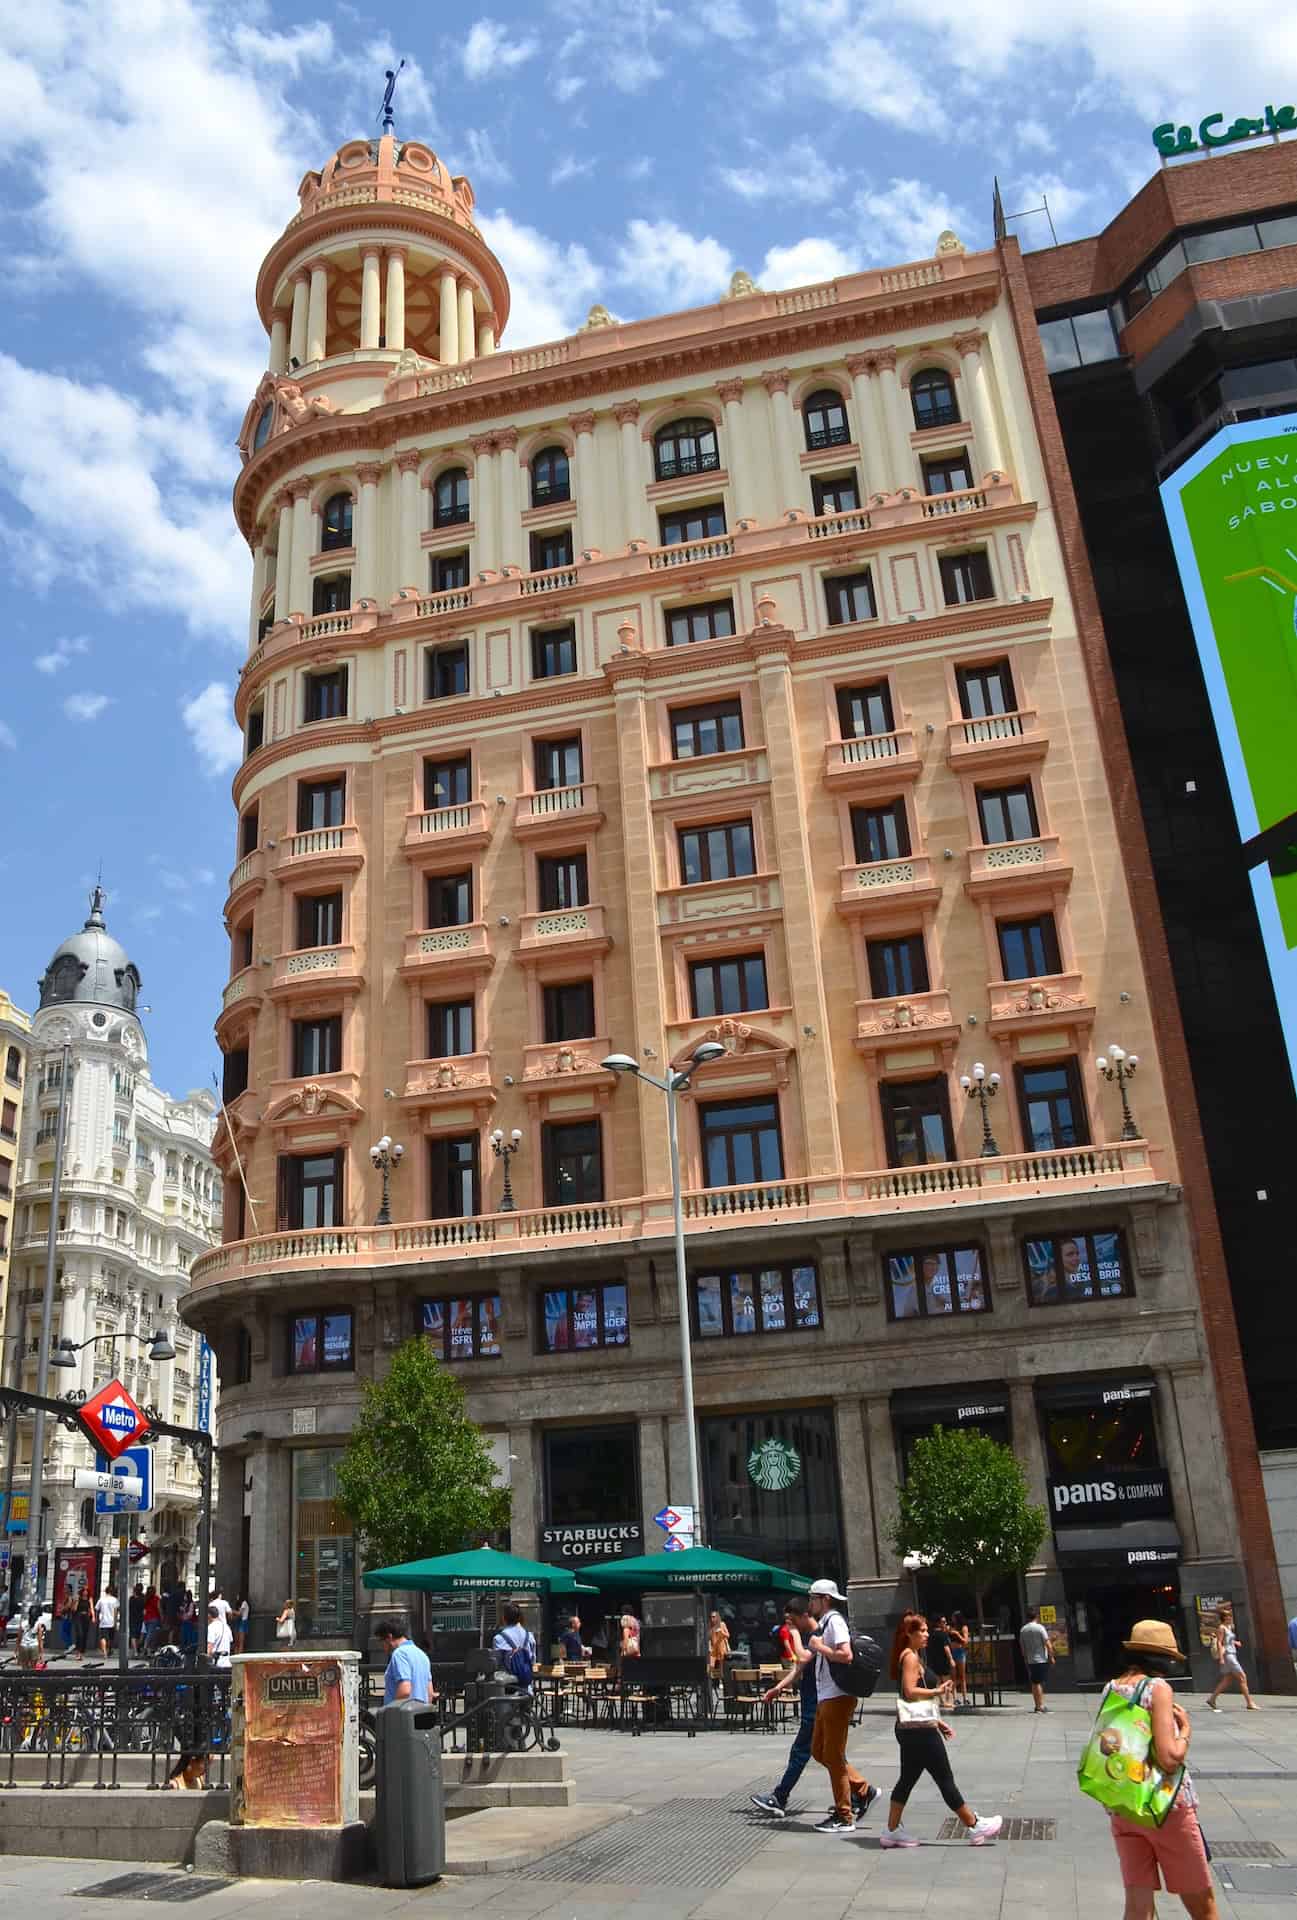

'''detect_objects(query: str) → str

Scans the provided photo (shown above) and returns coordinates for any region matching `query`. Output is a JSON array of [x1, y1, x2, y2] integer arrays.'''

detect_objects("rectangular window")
[[246, 707, 265, 756], [543, 980, 596, 1043], [957, 659, 1016, 719], [279, 1150, 343, 1231], [292, 1015, 342, 1078], [542, 1119, 604, 1206], [1016, 1059, 1089, 1151], [1039, 309, 1120, 373], [922, 452, 974, 495], [977, 782, 1039, 845], [881, 1077, 954, 1168], [540, 1282, 629, 1353], [427, 870, 473, 928], [689, 953, 768, 1018], [699, 1096, 783, 1188], [678, 818, 755, 884], [836, 680, 894, 738], [940, 551, 994, 606], [297, 778, 345, 831], [1024, 1229, 1129, 1306], [670, 700, 744, 759], [529, 527, 574, 573], [811, 472, 861, 516], [694, 1264, 821, 1339], [425, 644, 469, 700], [427, 998, 475, 1056], [851, 799, 911, 864], [886, 1246, 987, 1321], [424, 755, 472, 810], [431, 550, 470, 591], [534, 736, 583, 790], [420, 1294, 501, 1361], [537, 853, 589, 911], [288, 1309, 354, 1373], [296, 890, 342, 949], [221, 1047, 249, 1104], [997, 914, 1062, 980], [236, 921, 254, 971], [665, 599, 736, 647], [867, 934, 929, 999], [239, 808, 259, 858], [428, 1134, 480, 1219], [825, 570, 876, 626], [531, 624, 578, 679], [311, 574, 351, 617], [658, 503, 727, 546]]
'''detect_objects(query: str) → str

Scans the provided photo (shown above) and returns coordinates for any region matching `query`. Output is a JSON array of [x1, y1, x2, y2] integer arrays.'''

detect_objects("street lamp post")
[[602, 1042, 727, 1537], [959, 1061, 1002, 1156], [25, 1040, 72, 1607], [369, 1135, 405, 1225], [490, 1128, 523, 1211], [1096, 1044, 1141, 1141]]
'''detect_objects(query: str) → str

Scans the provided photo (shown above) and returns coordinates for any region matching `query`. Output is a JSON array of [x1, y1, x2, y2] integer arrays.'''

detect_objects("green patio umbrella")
[[575, 1545, 807, 1591], [361, 1545, 598, 1593]]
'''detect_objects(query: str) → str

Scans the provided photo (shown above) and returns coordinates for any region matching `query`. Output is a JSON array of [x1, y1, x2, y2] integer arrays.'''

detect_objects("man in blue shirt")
[[378, 1620, 434, 1706]]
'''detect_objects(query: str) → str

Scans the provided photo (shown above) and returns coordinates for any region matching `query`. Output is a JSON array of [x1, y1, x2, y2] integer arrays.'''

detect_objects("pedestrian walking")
[[749, 1598, 825, 1818], [57, 1594, 75, 1652], [774, 1602, 800, 1680], [805, 1577, 878, 1833], [129, 1582, 145, 1655], [179, 1589, 197, 1652], [17, 1603, 51, 1670], [96, 1586, 119, 1658], [708, 1609, 731, 1683], [377, 1620, 434, 1704], [1205, 1603, 1258, 1711], [493, 1603, 537, 1697], [949, 1611, 972, 1707], [880, 1611, 1001, 1849], [275, 1598, 297, 1645], [73, 1589, 93, 1659], [1097, 1619, 1218, 1918], [558, 1614, 589, 1662], [206, 1602, 233, 1669], [142, 1586, 161, 1654], [234, 1596, 250, 1653], [1020, 1606, 1055, 1712], [928, 1614, 956, 1694], [619, 1609, 641, 1663]]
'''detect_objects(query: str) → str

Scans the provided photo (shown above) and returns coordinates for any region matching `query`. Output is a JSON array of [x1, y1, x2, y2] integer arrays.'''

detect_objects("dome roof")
[[38, 888, 142, 1015]]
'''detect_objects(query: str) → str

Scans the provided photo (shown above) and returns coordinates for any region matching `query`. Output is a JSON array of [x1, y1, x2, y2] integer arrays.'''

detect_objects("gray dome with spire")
[[38, 887, 142, 1015]]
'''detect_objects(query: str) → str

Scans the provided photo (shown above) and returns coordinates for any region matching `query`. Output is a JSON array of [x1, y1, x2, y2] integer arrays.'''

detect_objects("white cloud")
[[462, 127, 513, 187], [553, 71, 586, 103], [607, 48, 664, 90], [760, 237, 857, 289], [181, 683, 243, 778], [854, 178, 974, 263], [719, 136, 846, 206], [699, 0, 755, 37], [613, 219, 733, 309], [228, 22, 334, 72], [34, 633, 90, 675], [63, 692, 112, 723], [0, 722, 15, 750], [478, 211, 600, 348], [550, 155, 595, 188], [462, 19, 539, 80]]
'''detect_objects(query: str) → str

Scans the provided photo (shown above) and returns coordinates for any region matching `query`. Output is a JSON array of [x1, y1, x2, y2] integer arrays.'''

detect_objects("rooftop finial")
[[86, 883, 107, 928], [380, 59, 405, 136]]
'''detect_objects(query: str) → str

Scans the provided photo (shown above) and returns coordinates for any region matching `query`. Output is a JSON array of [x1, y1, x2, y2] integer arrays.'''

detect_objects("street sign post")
[[92, 1445, 153, 1515], [78, 1378, 151, 1461]]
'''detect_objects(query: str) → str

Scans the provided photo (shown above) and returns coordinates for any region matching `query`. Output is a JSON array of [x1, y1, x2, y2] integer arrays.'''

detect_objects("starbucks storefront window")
[[703, 1406, 842, 1575], [542, 1425, 642, 1648], [291, 1448, 356, 1640]]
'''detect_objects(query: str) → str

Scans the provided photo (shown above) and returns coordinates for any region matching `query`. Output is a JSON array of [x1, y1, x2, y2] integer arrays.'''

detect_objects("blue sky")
[[0, 0, 1289, 1095]]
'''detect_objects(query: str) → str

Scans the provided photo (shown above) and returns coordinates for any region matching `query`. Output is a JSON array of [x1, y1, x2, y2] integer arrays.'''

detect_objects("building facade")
[[187, 127, 1279, 1685], [0, 989, 33, 1561], [2, 895, 219, 1607]]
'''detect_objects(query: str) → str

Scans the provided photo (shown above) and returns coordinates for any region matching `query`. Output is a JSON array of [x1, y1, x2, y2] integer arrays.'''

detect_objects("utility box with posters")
[[375, 1700, 445, 1887], [231, 1652, 360, 1828]]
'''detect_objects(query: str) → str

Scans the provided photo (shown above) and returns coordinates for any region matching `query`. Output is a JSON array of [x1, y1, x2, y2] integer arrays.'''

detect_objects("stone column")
[[834, 1397, 878, 1583], [759, 369, 798, 515], [477, 320, 496, 355], [609, 659, 672, 1198], [845, 355, 879, 498], [289, 479, 313, 616], [384, 247, 407, 353], [875, 346, 917, 490], [438, 268, 459, 365], [248, 531, 268, 650], [353, 463, 383, 601], [458, 280, 477, 362], [1009, 1379, 1055, 1568], [306, 258, 329, 364], [614, 401, 643, 544], [717, 379, 751, 520], [359, 247, 382, 351], [953, 330, 1005, 479], [268, 314, 289, 376], [288, 272, 309, 367], [470, 436, 498, 573], [246, 1444, 291, 1648], [638, 1415, 669, 1550], [508, 1423, 539, 1558], [395, 450, 423, 592], [496, 428, 521, 570], [272, 489, 295, 623], [864, 1394, 901, 1581], [569, 411, 597, 552]]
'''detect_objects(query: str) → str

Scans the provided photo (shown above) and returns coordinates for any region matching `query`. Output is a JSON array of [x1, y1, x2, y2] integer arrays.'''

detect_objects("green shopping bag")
[[1077, 1680, 1184, 1828]]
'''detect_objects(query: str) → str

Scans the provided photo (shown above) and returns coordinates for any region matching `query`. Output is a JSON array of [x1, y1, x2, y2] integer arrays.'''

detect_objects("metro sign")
[[78, 1378, 150, 1460]]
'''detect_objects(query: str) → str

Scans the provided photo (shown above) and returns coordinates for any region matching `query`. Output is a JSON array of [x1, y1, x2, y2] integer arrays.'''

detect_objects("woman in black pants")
[[881, 1612, 1002, 1849]]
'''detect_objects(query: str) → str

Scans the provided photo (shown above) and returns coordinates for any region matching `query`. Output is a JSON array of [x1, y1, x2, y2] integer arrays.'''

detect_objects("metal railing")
[[0, 1665, 231, 1791]]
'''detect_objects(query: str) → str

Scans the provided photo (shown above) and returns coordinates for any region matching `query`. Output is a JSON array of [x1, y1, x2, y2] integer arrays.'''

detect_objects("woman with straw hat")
[[1105, 1619, 1217, 1919]]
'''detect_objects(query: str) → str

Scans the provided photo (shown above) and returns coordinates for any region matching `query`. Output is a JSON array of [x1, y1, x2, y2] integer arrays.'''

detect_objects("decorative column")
[[384, 247, 407, 353], [458, 280, 477, 362], [395, 450, 423, 592], [353, 463, 383, 601], [497, 428, 521, 570], [875, 346, 918, 490], [288, 479, 314, 616], [507, 1424, 539, 1558], [845, 355, 879, 498], [759, 369, 798, 516], [359, 248, 382, 351], [834, 1397, 879, 1584], [268, 313, 289, 376], [470, 435, 498, 573], [477, 319, 496, 356], [248, 530, 268, 650], [569, 411, 597, 552], [272, 488, 295, 623], [438, 268, 459, 365], [288, 271, 309, 367], [716, 380, 752, 521], [1008, 1379, 1055, 1568], [864, 1394, 902, 1582], [953, 330, 1005, 479], [306, 258, 329, 364], [613, 400, 643, 544]]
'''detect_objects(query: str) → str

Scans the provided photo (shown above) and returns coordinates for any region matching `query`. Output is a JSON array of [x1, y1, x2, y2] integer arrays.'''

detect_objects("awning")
[[1054, 1519, 1180, 1575], [1036, 1378, 1155, 1410]]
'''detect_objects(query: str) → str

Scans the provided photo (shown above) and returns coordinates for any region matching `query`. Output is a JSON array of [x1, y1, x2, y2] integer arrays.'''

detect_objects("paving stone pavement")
[[4, 1693, 1297, 1916]]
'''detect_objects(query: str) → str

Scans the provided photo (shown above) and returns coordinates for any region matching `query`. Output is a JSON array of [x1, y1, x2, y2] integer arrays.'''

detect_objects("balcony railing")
[[824, 731, 921, 790], [274, 824, 363, 868], [514, 784, 602, 836], [401, 799, 491, 850], [519, 902, 609, 949], [946, 710, 1044, 770], [401, 923, 491, 970], [226, 848, 266, 900], [648, 535, 735, 570], [837, 853, 936, 909], [269, 945, 359, 993], [967, 836, 1067, 887]]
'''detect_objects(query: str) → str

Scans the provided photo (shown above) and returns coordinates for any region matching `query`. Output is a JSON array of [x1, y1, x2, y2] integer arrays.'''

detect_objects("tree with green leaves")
[[891, 1424, 1046, 1627], [334, 1336, 511, 1571]]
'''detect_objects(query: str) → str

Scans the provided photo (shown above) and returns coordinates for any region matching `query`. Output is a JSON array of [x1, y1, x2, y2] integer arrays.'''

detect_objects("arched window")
[[530, 445, 570, 507], [433, 467, 471, 528], [252, 404, 274, 454], [803, 388, 850, 451], [5, 1046, 21, 1085], [654, 417, 719, 482], [320, 492, 353, 552], [910, 367, 959, 431]]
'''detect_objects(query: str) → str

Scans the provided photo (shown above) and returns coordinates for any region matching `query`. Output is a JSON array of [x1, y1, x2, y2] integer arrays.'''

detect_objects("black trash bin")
[[375, 1700, 445, 1887]]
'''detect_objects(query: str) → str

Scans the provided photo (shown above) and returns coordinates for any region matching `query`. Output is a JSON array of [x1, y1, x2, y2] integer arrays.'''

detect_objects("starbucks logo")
[[748, 1438, 801, 1492]]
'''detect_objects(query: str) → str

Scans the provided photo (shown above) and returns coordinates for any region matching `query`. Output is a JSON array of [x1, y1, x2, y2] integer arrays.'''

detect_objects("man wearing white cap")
[[806, 1577, 878, 1833]]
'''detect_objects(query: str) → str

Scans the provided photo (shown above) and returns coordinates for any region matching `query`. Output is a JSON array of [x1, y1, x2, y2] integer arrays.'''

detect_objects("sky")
[[0, 0, 1292, 1096]]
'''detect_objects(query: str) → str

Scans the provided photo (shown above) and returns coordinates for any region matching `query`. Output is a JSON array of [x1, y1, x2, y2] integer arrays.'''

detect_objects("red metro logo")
[[78, 1378, 151, 1461]]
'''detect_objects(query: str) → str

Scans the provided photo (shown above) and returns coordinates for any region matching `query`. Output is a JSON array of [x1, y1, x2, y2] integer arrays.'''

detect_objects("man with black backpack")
[[492, 1602, 537, 1696], [806, 1577, 879, 1834]]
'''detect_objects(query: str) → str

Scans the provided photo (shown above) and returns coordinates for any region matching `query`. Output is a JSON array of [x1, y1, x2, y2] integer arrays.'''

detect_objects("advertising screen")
[[1161, 415, 1297, 1093]]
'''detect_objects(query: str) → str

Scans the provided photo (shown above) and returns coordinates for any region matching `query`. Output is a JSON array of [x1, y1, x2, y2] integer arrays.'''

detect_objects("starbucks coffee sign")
[[748, 1437, 801, 1492]]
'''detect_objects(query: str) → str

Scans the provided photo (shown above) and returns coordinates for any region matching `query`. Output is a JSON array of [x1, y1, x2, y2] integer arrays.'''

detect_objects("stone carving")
[[1000, 979, 1089, 1017], [754, 593, 778, 627], [408, 1060, 488, 1094], [701, 1017, 753, 1054], [525, 1046, 596, 1080], [580, 304, 616, 329], [725, 269, 762, 298], [275, 382, 338, 429], [391, 347, 433, 379], [856, 999, 940, 1036], [936, 228, 965, 255]]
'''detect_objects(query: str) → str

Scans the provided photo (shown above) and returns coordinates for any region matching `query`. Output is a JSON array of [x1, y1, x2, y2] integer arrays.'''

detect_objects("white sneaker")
[[880, 1825, 919, 1848], [968, 1815, 1002, 1846]]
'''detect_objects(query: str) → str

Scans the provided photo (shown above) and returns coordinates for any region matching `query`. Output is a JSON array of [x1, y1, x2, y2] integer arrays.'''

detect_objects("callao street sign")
[[78, 1378, 151, 1461], [73, 1468, 144, 1501]]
